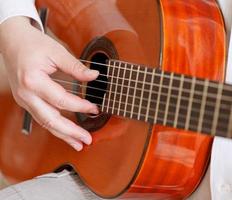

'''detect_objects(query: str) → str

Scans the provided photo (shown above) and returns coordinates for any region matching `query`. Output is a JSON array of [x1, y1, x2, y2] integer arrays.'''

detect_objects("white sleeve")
[[211, 137, 232, 200], [0, 0, 43, 31], [210, 2, 232, 199]]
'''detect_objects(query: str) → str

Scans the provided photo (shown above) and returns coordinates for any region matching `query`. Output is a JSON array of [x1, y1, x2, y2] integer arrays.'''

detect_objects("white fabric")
[[210, 1, 232, 200], [210, 22, 232, 200], [218, 0, 232, 40], [218, 0, 232, 84], [211, 137, 232, 200], [0, 0, 43, 31], [226, 28, 232, 84], [0, 1, 232, 200], [0, 170, 103, 200]]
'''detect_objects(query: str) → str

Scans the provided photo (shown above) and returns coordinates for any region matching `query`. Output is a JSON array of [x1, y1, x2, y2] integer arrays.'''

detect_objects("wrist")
[[0, 16, 32, 53]]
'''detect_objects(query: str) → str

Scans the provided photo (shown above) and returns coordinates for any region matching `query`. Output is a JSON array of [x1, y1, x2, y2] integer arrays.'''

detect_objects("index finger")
[[52, 48, 99, 82]]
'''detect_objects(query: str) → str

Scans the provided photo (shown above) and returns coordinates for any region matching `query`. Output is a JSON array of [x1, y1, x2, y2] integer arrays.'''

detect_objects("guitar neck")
[[101, 60, 232, 138]]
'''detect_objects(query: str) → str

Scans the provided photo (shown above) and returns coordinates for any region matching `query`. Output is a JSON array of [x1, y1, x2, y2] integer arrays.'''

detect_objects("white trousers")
[[0, 170, 102, 200], [0, 167, 211, 200]]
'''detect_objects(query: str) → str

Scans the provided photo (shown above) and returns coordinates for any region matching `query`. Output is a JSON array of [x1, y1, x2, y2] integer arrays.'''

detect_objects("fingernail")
[[72, 143, 83, 151], [81, 136, 92, 145], [85, 69, 99, 77], [92, 107, 99, 114]]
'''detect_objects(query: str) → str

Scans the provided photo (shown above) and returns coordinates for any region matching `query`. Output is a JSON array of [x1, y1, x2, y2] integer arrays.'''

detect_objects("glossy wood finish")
[[126, 0, 226, 199], [0, 0, 226, 199], [1, 0, 159, 197]]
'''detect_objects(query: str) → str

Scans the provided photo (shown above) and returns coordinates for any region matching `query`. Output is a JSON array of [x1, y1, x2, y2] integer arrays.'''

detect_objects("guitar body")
[[0, 0, 226, 199]]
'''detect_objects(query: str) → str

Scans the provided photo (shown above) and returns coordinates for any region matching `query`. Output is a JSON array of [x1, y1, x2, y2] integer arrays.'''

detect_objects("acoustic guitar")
[[0, 0, 229, 199]]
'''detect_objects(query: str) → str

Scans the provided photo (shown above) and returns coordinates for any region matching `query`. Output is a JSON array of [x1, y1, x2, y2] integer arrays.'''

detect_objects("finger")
[[52, 115, 92, 145], [53, 49, 99, 81], [65, 138, 83, 151], [25, 94, 92, 147], [46, 128, 84, 151], [33, 72, 98, 114]]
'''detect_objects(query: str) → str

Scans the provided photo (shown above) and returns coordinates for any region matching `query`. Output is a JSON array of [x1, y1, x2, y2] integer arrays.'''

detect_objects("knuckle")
[[40, 112, 61, 132], [70, 62, 79, 74], [41, 118, 55, 130], [50, 129, 64, 140], [40, 111, 60, 132], [68, 132, 78, 139], [14, 88, 27, 103], [20, 72, 35, 89], [40, 113, 60, 131], [72, 62, 85, 74], [55, 94, 66, 109], [12, 93, 24, 107], [68, 130, 86, 140], [14, 88, 24, 100]]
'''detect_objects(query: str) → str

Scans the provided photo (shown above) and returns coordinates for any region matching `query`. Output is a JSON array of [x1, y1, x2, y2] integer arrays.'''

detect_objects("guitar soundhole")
[[75, 37, 118, 132], [85, 53, 108, 108]]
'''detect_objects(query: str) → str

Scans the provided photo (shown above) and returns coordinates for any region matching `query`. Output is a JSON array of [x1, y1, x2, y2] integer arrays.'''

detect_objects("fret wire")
[[80, 59, 232, 95], [67, 88, 231, 136], [95, 77, 232, 102], [123, 64, 133, 117], [106, 61, 115, 113], [145, 69, 155, 122], [107, 60, 232, 92], [54, 76, 232, 102], [67, 87, 231, 120], [185, 78, 196, 131], [211, 83, 223, 135], [174, 75, 184, 128], [227, 105, 232, 138], [197, 79, 209, 133], [111, 62, 121, 114], [130, 66, 140, 118], [138, 67, 147, 121], [108, 102, 225, 135], [58, 78, 230, 114], [154, 71, 164, 124], [101, 61, 110, 112], [117, 63, 127, 116], [163, 72, 174, 125], [67, 89, 229, 129]]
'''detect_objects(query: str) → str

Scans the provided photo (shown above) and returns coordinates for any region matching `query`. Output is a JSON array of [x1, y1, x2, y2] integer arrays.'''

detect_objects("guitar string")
[[52, 78, 232, 108], [56, 79, 230, 114], [65, 88, 229, 132], [79, 74, 231, 101], [62, 84, 230, 121], [94, 78, 231, 102], [55, 78, 231, 114], [52, 66, 232, 102], [78, 58, 232, 92]]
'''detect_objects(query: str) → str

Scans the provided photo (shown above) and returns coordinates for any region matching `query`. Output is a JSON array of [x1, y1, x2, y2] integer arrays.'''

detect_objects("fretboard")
[[101, 60, 232, 138]]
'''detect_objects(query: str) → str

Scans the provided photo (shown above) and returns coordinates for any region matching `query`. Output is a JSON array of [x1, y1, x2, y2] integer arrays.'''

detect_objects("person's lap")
[[0, 167, 211, 200], [0, 170, 102, 200]]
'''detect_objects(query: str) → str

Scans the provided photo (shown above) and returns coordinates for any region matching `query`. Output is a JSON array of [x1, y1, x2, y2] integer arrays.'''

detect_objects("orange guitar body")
[[0, 0, 226, 199]]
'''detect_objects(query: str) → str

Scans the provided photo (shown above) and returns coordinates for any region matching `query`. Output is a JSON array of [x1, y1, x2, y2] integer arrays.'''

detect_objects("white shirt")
[[0, 0, 43, 31], [0, 1, 232, 199], [210, 1, 232, 200]]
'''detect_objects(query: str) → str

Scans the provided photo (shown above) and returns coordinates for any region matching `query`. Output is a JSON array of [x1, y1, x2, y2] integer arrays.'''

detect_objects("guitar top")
[[0, 0, 226, 199]]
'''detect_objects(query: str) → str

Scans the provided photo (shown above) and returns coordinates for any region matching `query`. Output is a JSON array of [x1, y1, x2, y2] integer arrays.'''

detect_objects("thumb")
[[54, 48, 99, 81]]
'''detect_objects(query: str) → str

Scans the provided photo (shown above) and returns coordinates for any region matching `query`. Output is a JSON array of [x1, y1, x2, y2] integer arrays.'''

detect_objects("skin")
[[0, 16, 99, 151]]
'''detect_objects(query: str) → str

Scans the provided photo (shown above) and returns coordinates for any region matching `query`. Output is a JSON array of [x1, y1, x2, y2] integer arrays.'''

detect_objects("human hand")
[[0, 17, 99, 151]]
